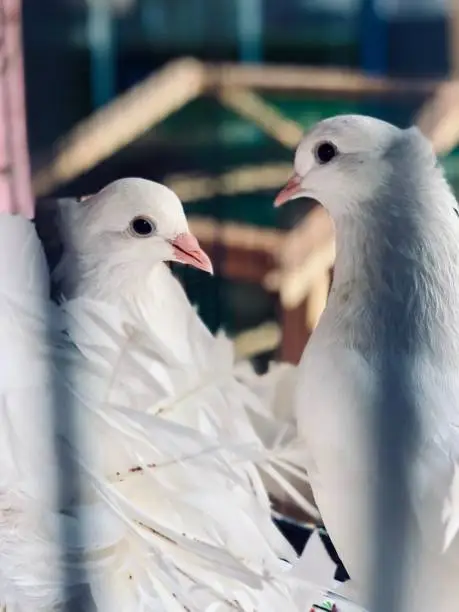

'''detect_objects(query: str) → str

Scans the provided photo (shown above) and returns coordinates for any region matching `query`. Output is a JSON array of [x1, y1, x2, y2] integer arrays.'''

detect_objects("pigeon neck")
[[57, 254, 164, 315], [125, 262, 184, 322], [125, 262, 212, 360], [328, 178, 459, 356], [59, 259, 203, 360]]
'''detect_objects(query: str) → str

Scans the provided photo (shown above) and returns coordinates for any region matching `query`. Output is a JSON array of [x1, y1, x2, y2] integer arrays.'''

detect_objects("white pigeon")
[[0, 199, 288, 610], [40, 178, 316, 518], [274, 114, 459, 612], [0, 177, 332, 611]]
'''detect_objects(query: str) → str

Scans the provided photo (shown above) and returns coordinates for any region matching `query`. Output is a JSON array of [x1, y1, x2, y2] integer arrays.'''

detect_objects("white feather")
[[0, 200, 338, 609]]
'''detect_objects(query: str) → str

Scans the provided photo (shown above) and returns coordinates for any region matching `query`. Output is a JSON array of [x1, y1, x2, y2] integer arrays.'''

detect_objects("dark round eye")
[[314, 141, 338, 164], [130, 216, 156, 237]]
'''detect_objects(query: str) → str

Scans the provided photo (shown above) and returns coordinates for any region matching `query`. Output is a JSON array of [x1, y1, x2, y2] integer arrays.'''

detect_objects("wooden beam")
[[216, 87, 303, 149], [188, 216, 284, 283], [264, 206, 335, 309], [233, 322, 281, 359], [206, 62, 444, 97], [32, 58, 207, 196], [188, 216, 284, 253], [415, 82, 459, 155], [304, 271, 331, 332], [31, 58, 451, 198], [276, 205, 334, 270], [165, 162, 292, 203], [265, 240, 335, 310], [278, 299, 311, 364]]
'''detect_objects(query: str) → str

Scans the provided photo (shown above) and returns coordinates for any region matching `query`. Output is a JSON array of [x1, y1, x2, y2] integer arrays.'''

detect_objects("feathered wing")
[[136, 265, 315, 519], [0, 267, 326, 609], [0, 214, 338, 610], [56, 296, 308, 611], [234, 359, 318, 519], [36, 196, 315, 521]]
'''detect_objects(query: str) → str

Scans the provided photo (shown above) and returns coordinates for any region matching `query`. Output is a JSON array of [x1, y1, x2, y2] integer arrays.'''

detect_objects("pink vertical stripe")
[[0, 0, 33, 218]]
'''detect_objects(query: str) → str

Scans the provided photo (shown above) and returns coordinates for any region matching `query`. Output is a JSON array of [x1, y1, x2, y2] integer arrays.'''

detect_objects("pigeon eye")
[[314, 141, 338, 165], [130, 216, 156, 237]]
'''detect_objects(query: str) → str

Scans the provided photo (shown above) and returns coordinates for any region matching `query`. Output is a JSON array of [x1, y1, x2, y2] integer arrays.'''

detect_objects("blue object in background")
[[236, 0, 263, 63], [360, 0, 387, 75], [87, 0, 116, 108], [235, 0, 263, 144]]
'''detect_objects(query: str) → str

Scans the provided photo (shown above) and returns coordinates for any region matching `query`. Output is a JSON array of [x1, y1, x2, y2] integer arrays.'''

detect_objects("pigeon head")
[[274, 114, 430, 220], [54, 178, 213, 299]]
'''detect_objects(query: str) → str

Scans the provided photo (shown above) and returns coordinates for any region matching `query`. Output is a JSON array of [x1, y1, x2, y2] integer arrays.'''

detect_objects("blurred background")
[[25, 0, 459, 368]]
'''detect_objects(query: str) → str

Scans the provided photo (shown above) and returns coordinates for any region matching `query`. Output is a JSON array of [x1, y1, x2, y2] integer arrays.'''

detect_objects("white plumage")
[[275, 115, 459, 611], [0, 179, 332, 610], [46, 178, 317, 519]]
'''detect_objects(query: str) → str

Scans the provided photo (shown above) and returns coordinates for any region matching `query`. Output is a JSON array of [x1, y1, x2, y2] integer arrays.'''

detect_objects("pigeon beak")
[[170, 232, 214, 275], [274, 173, 302, 207]]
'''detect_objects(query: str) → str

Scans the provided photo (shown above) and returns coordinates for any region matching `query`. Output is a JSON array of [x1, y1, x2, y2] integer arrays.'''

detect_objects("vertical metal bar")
[[371, 356, 417, 612]]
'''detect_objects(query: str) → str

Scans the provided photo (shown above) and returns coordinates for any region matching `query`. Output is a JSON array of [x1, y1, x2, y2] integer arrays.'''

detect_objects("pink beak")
[[274, 174, 302, 207], [170, 232, 213, 275]]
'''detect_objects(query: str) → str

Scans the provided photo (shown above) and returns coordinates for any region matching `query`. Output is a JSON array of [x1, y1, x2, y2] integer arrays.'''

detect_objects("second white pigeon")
[[275, 114, 459, 612]]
